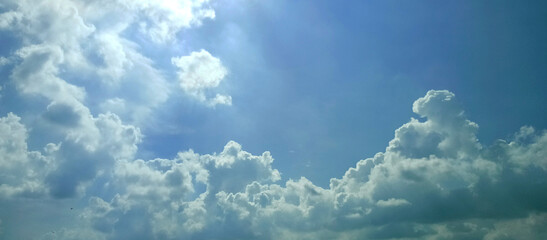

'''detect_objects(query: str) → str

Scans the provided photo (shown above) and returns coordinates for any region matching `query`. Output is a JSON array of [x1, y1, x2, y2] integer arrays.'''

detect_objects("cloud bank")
[[1, 90, 546, 239], [0, 0, 546, 239]]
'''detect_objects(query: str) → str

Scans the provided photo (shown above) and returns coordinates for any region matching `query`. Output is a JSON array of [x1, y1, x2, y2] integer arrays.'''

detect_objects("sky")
[[0, 0, 546, 239]]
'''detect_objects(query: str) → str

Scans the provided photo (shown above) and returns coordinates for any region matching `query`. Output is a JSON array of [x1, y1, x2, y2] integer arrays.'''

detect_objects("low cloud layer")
[[1, 90, 546, 239]]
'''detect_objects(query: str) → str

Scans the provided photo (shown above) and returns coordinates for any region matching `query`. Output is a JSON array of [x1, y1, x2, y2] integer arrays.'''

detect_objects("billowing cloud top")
[[1, 89, 547, 239], [0, 0, 546, 239]]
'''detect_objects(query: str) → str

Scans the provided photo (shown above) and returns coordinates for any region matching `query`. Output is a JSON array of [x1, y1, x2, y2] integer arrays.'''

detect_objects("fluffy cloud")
[[172, 49, 232, 107], [0, 113, 49, 198], [0, 0, 225, 206], [1, 0, 546, 239], [0, 112, 141, 200], [130, 0, 215, 43], [1, 0, 222, 128], [3, 90, 546, 239], [8, 37, 143, 199], [73, 141, 279, 239]]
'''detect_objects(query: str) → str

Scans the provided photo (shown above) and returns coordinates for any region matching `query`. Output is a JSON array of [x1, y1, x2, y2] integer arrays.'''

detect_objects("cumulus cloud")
[[172, 49, 232, 107], [0, 0, 545, 239], [131, 0, 216, 43], [1, 0, 221, 128], [0, 0, 234, 238], [0, 111, 141, 200], [47, 112, 142, 198], [77, 140, 280, 239], [0, 113, 49, 198], [3, 89, 546, 239]]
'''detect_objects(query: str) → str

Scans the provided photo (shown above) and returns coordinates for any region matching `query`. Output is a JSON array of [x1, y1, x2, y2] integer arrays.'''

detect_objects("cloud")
[[0, 0, 229, 238], [130, 0, 216, 43], [0, 111, 142, 200], [376, 198, 411, 208], [483, 213, 547, 240], [0, 113, 49, 198], [74, 140, 280, 239], [0, 0, 546, 239], [390, 90, 481, 159], [3, 89, 545, 239], [0, 10, 22, 29], [0, 56, 10, 66], [44, 112, 142, 198], [43, 102, 83, 127], [1, 0, 219, 127], [12, 44, 86, 103], [172, 49, 232, 107]]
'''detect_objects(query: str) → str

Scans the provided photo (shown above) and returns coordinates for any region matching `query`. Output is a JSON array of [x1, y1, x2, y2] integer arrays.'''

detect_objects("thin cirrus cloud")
[[0, 0, 546, 240]]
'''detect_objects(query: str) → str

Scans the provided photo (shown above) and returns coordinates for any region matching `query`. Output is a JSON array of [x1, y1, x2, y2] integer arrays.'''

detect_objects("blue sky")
[[0, 0, 546, 239], [142, 0, 547, 185]]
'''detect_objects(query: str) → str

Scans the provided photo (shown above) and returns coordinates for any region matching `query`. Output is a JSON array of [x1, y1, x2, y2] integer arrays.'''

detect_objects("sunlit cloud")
[[2, 89, 547, 239], [172, 49, 232, 107], [0, 0, 546, 239]]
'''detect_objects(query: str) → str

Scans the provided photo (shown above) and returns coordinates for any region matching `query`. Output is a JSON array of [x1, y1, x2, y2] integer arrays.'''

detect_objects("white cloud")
[[1, 0, 546, 238], [13, 44, 86, 103], [0, 109, 141, 200], [0, 113, 49, 198], [99, 98, 127, 116], [43, 112, 142, 199], [0, 0, 234, 238], [506, 126, 547, 171], [77, 141, 281, 239], [391, 90, 481, 159], [131, 0, 216, 43], [0, 56, 9, 66], [376, 198, 411, 207], [172, 49, 232, 107], [0, 0, 218, 197], [2, 89, 547, 239], [1, 0, 219, 127], [0, 10, 22, 29], [33, 90, 540, 239]]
